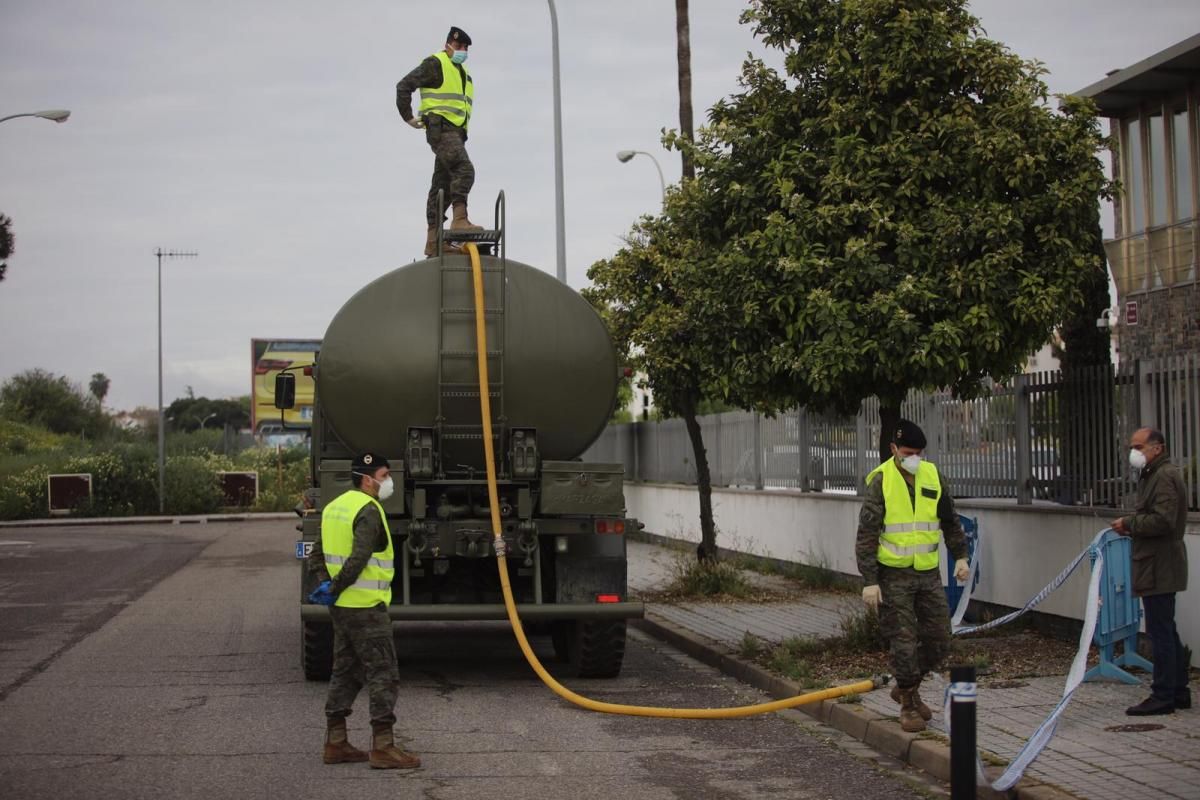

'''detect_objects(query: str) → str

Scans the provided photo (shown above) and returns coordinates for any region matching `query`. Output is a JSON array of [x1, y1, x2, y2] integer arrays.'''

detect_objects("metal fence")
[[584, 356, 1200, 511]]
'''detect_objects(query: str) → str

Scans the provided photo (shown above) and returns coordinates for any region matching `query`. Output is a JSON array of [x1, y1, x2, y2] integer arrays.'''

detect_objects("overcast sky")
[[2, 1, 1197, 413]]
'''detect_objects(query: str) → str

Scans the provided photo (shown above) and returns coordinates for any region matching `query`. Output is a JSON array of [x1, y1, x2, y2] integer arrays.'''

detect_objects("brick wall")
[[1118, 286, 1200, 359]]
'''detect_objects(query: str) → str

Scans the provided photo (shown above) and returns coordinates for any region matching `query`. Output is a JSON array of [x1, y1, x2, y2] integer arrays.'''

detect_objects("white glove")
[[954, 558, 970, 583], [407, 117, 425, 129], [862, 585, 882, 611]]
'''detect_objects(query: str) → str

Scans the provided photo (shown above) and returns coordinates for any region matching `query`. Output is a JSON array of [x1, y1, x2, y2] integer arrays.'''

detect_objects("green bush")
[[163, 455, 223, 515], [65, 444, 159, 516], [840, 606, 887, 653], [0, 463, 52, 520], [664, 556, 753, 598]]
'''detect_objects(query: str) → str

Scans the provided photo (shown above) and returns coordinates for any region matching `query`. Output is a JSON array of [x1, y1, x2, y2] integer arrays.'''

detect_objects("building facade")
[[1078, 34, 1200, 359]]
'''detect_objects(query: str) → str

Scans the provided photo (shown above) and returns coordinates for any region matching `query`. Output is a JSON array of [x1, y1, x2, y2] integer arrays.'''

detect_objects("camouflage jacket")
[[1120, 454, 1188, 596], [855, 459, 968, 586], [396, 55, 470, 122], [306, 503, 389, 596]]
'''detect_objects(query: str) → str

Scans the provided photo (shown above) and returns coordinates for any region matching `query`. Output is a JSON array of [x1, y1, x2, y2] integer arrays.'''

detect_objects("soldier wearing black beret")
[[855, 419, 969, 733], [396, 25, 484, 257], [306, 452, 420, 769]]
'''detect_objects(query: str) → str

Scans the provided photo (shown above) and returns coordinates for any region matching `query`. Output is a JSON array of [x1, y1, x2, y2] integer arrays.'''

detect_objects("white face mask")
[[375, 476, 395, 501], [1128, 449, 1147, 471], [899, 454, 922, 474]]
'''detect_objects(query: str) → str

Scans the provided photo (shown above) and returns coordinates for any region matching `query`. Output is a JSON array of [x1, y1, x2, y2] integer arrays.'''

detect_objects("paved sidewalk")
[[627, 539, 1200, 800]]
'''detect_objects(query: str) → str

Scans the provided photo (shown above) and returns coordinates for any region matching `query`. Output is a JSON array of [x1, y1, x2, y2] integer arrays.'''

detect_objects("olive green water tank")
[[317, 253, 618, 470]]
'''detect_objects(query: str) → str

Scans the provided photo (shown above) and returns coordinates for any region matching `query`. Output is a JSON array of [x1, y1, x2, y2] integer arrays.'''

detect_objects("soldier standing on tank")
[[856, 420, 970, 732], [396, 26, 484, 257], [306, 452, 420, 769]]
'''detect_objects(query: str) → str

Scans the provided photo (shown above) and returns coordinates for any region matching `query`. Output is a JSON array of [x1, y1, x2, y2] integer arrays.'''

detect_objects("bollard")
[[950, 665, 977, 800]]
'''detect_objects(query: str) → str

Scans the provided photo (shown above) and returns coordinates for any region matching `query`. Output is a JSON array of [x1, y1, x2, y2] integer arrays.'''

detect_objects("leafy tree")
[[0, 369, 107, 437], [166, 395, 250, 432], [89, 372, 111, 406], [672, 0, 1110, 460], [0, 214, 13, 283], [587, 182, 797, 560]]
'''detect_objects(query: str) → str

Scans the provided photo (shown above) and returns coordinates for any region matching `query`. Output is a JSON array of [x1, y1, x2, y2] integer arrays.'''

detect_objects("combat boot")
[[423, 224, 461, 258], [322, 719, 368, 764], [896, 686, 927, 733], [892, 681, 933, 721], [449, 202, 484, 232], [369, 723, 421, 769]]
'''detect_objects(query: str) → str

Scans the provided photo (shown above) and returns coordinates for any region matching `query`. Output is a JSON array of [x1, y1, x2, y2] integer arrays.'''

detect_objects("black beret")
[[352, 452, 390, 474], [892, 419, 927, 449], [447, 26, 472, 46]]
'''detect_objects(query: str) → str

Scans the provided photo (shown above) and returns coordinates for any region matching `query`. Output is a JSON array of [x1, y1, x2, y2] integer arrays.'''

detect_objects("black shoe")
[[1126, 696, 1176, 716], [1176, 691, 1192, 710]]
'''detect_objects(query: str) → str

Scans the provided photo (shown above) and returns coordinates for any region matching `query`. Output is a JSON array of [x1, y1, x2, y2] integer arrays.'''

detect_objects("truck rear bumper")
[[300, 601, 645, 623]]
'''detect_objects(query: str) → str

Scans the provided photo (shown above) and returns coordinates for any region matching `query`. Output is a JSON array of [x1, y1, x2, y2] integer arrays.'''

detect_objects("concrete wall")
[[625, 483, 1200, 666]]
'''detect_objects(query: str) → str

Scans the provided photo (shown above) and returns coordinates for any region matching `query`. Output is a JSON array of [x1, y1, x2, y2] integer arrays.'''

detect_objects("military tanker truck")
[[282, 203, 643, 681]]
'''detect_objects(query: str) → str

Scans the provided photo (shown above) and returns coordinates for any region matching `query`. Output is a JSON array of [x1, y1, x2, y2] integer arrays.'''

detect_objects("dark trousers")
[[1142, 592, 1190, 702], [424, 118, 475, 225]]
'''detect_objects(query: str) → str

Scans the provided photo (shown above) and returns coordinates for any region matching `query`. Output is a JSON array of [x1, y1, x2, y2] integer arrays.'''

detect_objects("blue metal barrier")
[[945, 514, 979, 613], [1083, 529, 1153, 683]]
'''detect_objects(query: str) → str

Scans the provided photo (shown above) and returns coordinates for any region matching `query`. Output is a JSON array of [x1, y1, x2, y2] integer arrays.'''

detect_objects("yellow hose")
[[465, 242, 875, 717]]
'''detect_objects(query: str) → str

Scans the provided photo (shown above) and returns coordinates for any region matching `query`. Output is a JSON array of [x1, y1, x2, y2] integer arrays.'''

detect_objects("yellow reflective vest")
[[866, 458, 942, 571], [321, 489, 394, 608], [418, 51, 474, 129]]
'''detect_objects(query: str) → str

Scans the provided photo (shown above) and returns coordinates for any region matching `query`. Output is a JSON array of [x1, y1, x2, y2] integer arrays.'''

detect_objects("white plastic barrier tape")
[[944, 528, 1109, 792]]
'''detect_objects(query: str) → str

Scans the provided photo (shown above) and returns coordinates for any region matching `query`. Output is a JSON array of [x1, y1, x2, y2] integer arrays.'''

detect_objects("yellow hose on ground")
[[465, 243, 875, 717]]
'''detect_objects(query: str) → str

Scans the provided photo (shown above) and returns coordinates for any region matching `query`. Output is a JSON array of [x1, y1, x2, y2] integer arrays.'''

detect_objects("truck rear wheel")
[[564, 620, 626, 678], [302, 620, 333, 681]]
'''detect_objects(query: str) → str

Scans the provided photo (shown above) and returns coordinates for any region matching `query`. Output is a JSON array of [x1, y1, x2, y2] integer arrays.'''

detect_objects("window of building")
[[1123, 117, 1146, 234], [1149, 114, 1168, 226], [1173, 109, 1194, 222]]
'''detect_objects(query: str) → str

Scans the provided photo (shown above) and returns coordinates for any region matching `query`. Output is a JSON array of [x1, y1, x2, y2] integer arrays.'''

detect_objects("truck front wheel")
[[302, 620, 333, 681]]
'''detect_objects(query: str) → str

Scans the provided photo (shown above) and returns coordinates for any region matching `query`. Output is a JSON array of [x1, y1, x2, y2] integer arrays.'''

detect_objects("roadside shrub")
[[65, 445, 158, 516], [840, 606, 887, 653], [163, 455, 223, 515], [0, 464, 51, 520], [664, 556, 753, 598]]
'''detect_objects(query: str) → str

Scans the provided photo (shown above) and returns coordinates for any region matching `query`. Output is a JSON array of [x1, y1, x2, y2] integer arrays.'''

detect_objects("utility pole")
[[547, 0, 567, 283], [156, 248, 198, 514], [675, 0, 695, 181]]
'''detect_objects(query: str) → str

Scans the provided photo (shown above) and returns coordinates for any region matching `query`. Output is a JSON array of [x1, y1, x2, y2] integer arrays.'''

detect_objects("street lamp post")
[[616, 150, 667, 208], [199, 413, 217, 430], [0, 109, 71, 125], [547, 0, 567, 284], [156, 248, 198, 514]]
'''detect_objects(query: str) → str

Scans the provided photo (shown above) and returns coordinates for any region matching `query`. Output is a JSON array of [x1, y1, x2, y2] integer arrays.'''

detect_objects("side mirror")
[[274, 373, 296, 409]]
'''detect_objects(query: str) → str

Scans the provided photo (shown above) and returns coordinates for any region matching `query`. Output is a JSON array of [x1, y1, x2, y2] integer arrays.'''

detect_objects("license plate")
[[300, 406, 313, 420], [295, 541, 314, 559]]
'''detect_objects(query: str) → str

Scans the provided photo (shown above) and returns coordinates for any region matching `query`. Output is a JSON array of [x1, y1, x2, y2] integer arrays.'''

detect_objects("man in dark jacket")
[[1112, 427, 1191, 715]]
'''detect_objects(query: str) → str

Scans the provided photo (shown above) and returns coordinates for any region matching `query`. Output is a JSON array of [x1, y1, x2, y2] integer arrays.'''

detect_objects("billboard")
[[251, 338, 321, 433]]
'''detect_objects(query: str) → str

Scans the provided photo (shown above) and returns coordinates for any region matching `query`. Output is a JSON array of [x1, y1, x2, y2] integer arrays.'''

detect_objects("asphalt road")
[[0, 520, 939, 800]]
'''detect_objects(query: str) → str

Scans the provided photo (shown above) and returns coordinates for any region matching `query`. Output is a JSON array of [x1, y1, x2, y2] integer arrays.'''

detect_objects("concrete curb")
[[0, 513, 294, 529], [632, 610, 1081, 800]]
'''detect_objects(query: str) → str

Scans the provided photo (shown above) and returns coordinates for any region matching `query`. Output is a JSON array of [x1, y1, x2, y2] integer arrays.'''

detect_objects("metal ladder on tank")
[[434, 189, 507, 479]]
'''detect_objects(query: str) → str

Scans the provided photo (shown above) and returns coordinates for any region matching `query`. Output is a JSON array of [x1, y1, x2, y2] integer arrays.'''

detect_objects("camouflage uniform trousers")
[[424, 117, 475, 226], [877, 565, 952, 688], [324, 603, 399, 727]]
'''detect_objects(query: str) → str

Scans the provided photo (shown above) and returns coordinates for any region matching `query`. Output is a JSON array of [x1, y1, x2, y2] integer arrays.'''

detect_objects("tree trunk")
[[1055, 219, 1114, 503], [675, 0, 695, 181], [682, 400, 716, 561], [877, 403, 901, 465]]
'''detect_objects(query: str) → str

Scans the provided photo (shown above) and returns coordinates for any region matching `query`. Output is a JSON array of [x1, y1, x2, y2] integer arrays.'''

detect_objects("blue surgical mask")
[[450, 49, 468, 65]]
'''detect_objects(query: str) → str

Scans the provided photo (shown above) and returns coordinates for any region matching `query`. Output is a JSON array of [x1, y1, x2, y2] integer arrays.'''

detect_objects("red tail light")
[[302, 365, 314, 377], [594, 519, 625, 534], [596, 594, 621, 604], [255, 358, 292, 375]]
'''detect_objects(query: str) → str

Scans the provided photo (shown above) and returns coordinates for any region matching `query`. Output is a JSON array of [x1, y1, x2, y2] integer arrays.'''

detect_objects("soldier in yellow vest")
[[856, 420, 970, 732], [396, 26, 484, 257], [307, 452, 420, 769]]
